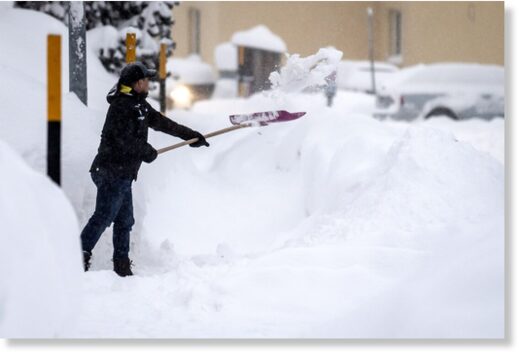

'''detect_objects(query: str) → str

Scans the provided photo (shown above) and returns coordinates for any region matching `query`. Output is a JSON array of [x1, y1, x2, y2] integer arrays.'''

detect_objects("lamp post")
[[367, 7, 377, 95]]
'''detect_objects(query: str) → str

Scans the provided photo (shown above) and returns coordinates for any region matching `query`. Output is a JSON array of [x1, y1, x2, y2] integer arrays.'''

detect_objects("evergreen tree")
[[15, 1, 177, 74]]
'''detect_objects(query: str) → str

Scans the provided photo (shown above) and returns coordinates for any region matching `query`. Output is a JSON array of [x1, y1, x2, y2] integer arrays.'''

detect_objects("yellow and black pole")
[[47, 34, 61, 185], [159, 42, 167, 114], [126, 32, 136, 63]]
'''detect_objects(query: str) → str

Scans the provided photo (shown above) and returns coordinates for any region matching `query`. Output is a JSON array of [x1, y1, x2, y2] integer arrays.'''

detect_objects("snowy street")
[[0, 4, 505, 339]]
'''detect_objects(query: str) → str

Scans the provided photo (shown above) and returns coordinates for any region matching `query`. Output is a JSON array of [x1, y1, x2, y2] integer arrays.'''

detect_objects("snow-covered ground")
[[0, 7, 505, 338]]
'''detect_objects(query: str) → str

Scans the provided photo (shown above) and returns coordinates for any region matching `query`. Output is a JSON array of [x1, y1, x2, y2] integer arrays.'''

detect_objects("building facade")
[[171, 1, 503, 69]]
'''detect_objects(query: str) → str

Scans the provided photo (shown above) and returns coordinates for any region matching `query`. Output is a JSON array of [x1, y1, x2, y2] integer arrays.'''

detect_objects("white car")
[[373, 63, 504, 120], [337, 60, 399, 93]]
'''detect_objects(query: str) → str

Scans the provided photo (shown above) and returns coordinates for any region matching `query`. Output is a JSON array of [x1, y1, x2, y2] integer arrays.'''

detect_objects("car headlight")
[[170, 85, 193, 108]]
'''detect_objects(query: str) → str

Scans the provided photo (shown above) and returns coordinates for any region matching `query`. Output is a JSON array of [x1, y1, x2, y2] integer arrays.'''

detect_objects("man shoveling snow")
[[80, 62, 210, 277]]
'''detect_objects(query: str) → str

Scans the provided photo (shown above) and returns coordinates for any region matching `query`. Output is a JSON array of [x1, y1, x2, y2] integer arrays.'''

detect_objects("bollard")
[[47, 34, 61, 185], [126, 32, 136, 63], [159, 42, 167, 114], [238, 46, 245, 97]]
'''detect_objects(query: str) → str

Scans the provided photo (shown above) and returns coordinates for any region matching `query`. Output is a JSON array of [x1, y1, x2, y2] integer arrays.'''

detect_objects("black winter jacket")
[[90, 85, 202, 180]]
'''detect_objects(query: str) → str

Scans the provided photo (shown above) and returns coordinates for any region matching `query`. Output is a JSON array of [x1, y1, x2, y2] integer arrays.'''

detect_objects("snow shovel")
[[157, 110, 306, 155]]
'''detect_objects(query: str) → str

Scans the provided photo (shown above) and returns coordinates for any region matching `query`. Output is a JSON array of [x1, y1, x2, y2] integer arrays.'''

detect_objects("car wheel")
[[425, 107, 458, 120]]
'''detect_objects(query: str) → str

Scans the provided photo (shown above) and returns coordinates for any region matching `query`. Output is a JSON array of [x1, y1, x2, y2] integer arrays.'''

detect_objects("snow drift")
[[0, 140, 83, 338], [0, 6, 505, 338]]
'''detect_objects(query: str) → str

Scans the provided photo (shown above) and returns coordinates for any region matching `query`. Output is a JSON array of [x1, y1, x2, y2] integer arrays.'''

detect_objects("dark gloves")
[[189, 131, 210, 148], [142, 144, 158, 163]]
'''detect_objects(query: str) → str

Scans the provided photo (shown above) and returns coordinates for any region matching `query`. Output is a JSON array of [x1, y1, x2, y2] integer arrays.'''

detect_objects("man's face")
[[133, 78, 150, 94]]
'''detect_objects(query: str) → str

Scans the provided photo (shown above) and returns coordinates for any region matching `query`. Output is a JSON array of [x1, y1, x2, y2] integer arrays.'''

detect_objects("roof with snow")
[[231, 25, 287, 53]]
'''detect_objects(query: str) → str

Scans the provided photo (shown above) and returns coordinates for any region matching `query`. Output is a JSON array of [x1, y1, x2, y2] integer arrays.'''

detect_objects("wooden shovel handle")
[[157, 123, 249, 155]]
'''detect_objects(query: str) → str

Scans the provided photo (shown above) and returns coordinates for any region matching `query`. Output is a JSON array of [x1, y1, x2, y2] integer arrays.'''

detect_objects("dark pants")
[[80, 170, 135, 259]]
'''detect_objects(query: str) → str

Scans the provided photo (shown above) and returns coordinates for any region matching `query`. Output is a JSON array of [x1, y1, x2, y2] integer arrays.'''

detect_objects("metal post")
[[126, 33, 136, 63], [68, 1, 87, 105], [325, 71, 337, 107], [238, 46, 245, 97], [47, 34, 61, 185], [159, 42, 167, 114], [367, 7, 377, 95]]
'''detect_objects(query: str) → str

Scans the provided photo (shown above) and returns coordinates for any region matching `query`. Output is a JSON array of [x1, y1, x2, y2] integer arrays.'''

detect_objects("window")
[[389, 9, 402, 61], [188, 7, 201, 54]]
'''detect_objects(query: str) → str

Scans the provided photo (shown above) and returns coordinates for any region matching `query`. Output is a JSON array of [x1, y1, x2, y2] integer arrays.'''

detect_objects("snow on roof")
[[166, 54, 216, 85], [214, 42, 238, 71], [231, 25, 287, 53]]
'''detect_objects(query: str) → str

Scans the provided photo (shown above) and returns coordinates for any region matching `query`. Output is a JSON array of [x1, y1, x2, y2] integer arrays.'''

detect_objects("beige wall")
[[216, 2, 372, 59], [172, 2, 221, 61], [171, 1, 504, 69], [172, 1, 376, 65], [374, 1, 504, 66]]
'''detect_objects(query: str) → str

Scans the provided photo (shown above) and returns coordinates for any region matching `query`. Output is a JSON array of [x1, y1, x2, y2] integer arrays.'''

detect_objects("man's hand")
[[142, 144, 158, 163], [189, 131, 210, 147]]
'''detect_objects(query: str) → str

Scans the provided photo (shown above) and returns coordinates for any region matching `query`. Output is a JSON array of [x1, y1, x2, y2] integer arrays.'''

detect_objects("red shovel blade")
[[229, 110, 306, 126]]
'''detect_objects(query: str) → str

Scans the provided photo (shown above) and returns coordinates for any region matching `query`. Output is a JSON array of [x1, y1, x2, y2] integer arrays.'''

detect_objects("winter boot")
[[83, 251, 91, 272], [113, 257, 133, 277]]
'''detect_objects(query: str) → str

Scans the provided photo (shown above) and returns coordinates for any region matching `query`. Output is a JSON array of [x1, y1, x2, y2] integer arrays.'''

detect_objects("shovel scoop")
[[229, 110, 307, 126], [157, 110, 306, 155]]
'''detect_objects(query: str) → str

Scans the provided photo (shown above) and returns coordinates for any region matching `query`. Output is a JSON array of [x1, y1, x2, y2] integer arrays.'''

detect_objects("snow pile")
[[212, 78, 238, 99], [0, 140, 83, 338], [387, 117, 505, 164], [0, 7, 504, 339], [73, 98, 504, 337], [212, 43, 239, 98], [0, 7, 122, 271], [269, 47, 343, 93], [231, 25, 287, 53], [0, 1, 13, 13], [214, 42, 238, 71], [166, 54, 216, 85], [286, 124, 503, 248]]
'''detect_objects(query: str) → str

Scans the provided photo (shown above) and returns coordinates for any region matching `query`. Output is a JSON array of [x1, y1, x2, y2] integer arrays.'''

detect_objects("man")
[[80, 61, 209, 277]]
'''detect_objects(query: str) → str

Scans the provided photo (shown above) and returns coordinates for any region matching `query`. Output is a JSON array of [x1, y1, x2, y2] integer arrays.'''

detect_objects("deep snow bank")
[[281, 123, 504, 249], [132, 93, 504, 337], [71, 110, 504, 338], [0, 7, 505, 338], [0, 140, 83, 338]]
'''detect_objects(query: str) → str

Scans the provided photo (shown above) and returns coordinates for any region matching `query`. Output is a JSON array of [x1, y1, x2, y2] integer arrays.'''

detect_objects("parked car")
[[373, 63, 504, 120], [337, 60, 399, 93]]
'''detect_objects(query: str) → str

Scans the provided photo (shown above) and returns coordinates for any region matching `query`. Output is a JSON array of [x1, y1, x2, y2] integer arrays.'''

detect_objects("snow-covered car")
[[373, 63, 504, 120], [337, 60, 399, 93]]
